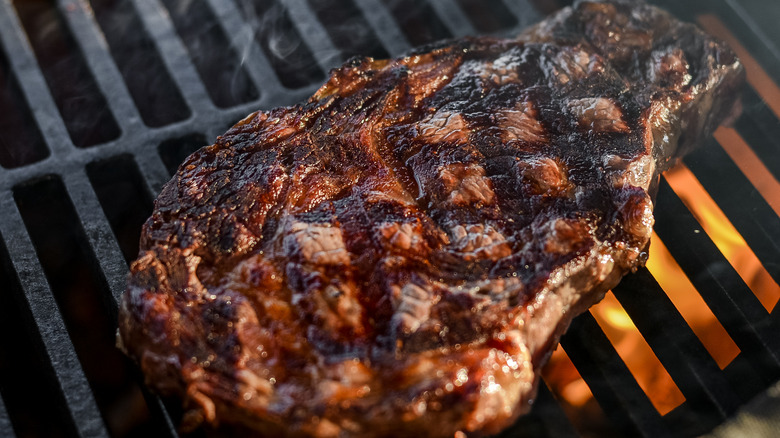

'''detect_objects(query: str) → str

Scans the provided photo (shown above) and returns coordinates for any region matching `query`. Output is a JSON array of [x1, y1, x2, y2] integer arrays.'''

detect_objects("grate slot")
[[455, 0, 518, 32], [0, 237, 77, 438], [0, 45, 48, 169], [160, 0, 259, 108], [158, 133, 208, 177], [234, 0, 326, 89], [86, 155, 153, 267], [382, 0, 452, 46], [13, 176, 168, 437], [11, 0, 120, 148], [426, 0, 476, 37], [654, 180, 780, 374], [89, 0, 190, 127], [614, 270, 739, 426], [561, 313, 670, 437], [306, 0, 390, 60]]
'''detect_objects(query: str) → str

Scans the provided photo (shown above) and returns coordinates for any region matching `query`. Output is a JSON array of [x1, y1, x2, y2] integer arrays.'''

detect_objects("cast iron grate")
[[0, 0, 778, 437]]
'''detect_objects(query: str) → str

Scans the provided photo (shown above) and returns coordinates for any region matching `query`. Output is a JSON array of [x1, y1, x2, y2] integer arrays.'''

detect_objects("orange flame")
[[664, 165, 780, 312], [591, 292, 686, 415], [647, 233, 740, 369]]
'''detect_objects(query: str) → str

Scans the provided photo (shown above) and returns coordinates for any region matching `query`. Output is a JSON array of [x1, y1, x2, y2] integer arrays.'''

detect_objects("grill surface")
[[0, 0, 778, 437]]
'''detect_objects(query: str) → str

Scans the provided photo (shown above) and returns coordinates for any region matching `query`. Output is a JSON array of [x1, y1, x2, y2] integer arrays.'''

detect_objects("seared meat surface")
[[118, 1, 743, 436]]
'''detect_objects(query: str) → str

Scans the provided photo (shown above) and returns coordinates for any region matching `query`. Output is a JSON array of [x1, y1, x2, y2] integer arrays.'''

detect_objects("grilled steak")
[[118, 1, 743, 436]]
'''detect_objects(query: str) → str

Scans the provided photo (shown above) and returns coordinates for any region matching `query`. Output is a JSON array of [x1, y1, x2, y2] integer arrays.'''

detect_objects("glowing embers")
[[647, 233, 740, 369], [664, 164, 780, 312]]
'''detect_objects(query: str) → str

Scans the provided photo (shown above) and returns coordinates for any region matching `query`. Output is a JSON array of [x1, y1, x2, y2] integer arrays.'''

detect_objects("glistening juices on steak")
[[117, 1, 743, 436]]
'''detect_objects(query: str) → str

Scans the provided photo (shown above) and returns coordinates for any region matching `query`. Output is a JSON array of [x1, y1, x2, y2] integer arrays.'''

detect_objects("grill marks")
[[295, 40, 654, 285]]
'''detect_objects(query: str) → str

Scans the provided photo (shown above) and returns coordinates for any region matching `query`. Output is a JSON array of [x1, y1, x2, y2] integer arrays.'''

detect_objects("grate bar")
[[0, 0, 72, 157], [658, 0, 780, 80], [134, 144, 179, 200], [427, 0, 477, 37], [57, 0, 144, 133], [204, 0, 287, 96], [0, 396, 12, 438], [279, 0, 341, 73], [353, 0, 412, 55], [561, 312, 671, 437], [0, 193, 109, 438], [614, 269, 740, 419], [685, 141, 780, 284], [131, 0, 216, 115], [62, 170, 130, 303]]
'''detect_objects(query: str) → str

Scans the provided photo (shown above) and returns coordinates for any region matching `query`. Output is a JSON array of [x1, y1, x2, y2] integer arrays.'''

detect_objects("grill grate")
[[0, 0, 778, 437]]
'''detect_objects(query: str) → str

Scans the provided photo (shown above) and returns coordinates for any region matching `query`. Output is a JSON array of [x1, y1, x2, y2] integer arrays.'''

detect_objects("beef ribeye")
[[118, 1, 744, 436]]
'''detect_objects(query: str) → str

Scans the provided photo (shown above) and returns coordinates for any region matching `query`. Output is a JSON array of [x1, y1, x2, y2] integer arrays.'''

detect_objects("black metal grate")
[[0, 0, 778, 437]]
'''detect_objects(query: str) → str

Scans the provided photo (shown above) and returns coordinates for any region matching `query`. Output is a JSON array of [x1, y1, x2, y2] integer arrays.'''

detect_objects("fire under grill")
[[0, 0, 778, 436]]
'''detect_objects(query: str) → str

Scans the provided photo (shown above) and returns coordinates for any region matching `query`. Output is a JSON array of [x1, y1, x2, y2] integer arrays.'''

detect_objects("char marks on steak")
[[118, 1, 744, 436]]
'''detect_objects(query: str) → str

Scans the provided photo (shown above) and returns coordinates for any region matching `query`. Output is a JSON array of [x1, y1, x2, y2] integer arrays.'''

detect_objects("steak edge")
[[118, 1, 744, 436]]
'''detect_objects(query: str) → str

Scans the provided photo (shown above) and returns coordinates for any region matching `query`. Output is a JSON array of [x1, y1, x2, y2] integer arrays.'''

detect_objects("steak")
[[118, 1, 744, 436]]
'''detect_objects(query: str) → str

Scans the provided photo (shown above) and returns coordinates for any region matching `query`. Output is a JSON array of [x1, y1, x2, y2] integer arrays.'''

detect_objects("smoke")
[[233, 0, 324, 89]]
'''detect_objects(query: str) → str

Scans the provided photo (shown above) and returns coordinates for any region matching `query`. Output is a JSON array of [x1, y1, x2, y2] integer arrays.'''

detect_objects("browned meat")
[[118, 1, 744, 436]]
